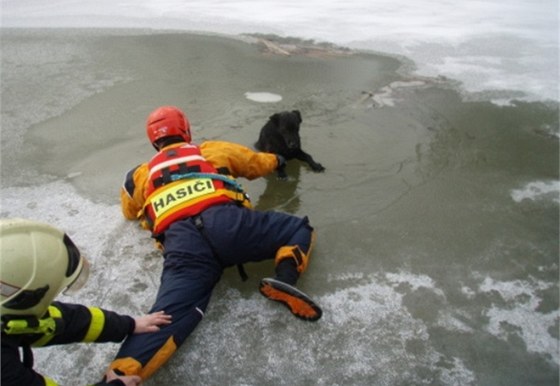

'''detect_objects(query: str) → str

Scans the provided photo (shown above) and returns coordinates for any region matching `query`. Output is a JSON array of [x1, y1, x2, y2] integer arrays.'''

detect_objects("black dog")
[[255, 110, 325, 179]]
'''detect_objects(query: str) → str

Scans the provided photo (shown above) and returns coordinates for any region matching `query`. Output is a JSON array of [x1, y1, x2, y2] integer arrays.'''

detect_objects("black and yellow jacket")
[[1, 301, 136, 386]]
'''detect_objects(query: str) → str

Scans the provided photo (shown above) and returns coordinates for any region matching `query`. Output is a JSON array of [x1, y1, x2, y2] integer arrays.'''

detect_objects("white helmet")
[[0, 218, 90, 318]]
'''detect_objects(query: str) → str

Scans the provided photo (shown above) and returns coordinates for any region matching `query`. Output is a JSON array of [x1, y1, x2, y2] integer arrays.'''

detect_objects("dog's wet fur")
[[255, 110, 325, 179]]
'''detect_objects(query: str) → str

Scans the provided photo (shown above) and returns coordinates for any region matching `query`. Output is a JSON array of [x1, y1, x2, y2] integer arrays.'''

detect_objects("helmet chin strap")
[[153, 136, 187, 151]]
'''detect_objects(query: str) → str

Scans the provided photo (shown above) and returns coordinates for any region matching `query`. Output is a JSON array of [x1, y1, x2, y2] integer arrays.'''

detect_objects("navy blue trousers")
[[112, 204, 314, 377]]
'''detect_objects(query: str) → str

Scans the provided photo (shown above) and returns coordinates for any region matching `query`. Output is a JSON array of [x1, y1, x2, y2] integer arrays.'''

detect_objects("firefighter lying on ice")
[[108, 106, 322, 380]]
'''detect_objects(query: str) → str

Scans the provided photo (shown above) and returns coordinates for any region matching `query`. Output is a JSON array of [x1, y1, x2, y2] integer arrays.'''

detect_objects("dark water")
[[1, 28, 559, 385]]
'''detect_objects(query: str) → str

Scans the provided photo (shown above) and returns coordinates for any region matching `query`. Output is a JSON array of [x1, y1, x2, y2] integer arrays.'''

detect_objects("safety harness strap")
[[237, 263, 249, 282], [171, 172, 244, 192], [153, 165, 202, 188]]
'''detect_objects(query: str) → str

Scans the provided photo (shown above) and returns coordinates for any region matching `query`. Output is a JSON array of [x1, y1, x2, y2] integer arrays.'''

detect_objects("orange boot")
[[259, 278, 322, 321]]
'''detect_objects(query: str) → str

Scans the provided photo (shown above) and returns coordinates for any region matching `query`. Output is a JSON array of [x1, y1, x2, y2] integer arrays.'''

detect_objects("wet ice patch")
[[171, 272, 476, 385], [244, 91, 282, 103], [436, 310, 474, 333], [479, 276, 559, 363], [439, 357, 476, 385], [385, 270, 445, 296], [461, 285, 476, 299], [1, 180, 118, 246], [511, 180, 560, 204], [317, 272, 474, 384]]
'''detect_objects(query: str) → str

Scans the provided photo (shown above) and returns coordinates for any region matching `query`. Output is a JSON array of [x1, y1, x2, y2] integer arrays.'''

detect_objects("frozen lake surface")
[[0, 1, 558, 385]]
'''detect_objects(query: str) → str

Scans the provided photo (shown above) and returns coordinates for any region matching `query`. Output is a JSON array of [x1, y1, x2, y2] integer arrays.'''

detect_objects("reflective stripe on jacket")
[[1, 301, 135, 386]]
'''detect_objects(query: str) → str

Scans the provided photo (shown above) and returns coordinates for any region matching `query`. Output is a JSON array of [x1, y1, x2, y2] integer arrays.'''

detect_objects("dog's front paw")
[[277, 169, 288, 180], [312, 163, 326, 172]]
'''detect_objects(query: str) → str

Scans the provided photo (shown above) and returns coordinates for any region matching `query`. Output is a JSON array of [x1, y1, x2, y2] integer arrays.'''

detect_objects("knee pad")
[[274, 230, 316, 273]]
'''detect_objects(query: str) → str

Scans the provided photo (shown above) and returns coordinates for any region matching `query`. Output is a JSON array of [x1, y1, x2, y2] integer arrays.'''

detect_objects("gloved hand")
[[275, 154, 288, 180]]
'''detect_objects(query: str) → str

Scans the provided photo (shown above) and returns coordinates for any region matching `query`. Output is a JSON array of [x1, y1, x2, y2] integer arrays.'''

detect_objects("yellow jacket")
[[121, 140, 279, 226]]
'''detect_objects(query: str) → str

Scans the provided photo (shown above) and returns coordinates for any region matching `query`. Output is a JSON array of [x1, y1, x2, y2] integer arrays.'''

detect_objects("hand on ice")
[[105, 369, 142, 386]]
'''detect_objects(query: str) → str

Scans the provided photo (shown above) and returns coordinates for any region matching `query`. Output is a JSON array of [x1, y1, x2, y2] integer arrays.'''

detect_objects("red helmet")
[[146, 106, 191, 145]]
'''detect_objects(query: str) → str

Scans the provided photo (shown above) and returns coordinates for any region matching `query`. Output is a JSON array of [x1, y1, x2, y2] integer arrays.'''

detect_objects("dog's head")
[[269, 110, 302, 150]]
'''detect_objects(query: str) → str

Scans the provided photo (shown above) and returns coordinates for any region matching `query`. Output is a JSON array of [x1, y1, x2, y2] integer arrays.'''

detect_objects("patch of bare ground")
[[246, 33, 353, 58]]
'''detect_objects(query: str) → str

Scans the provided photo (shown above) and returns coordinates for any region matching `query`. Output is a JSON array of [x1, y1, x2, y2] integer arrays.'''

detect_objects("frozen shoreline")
[[3, 24, 558, 105], [2, 0, 558, 103]]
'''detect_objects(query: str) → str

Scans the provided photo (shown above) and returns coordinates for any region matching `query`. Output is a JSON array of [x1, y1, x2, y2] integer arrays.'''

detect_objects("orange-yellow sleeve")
[[200, 141, 278, 180], [120, 163, 149, 220]]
